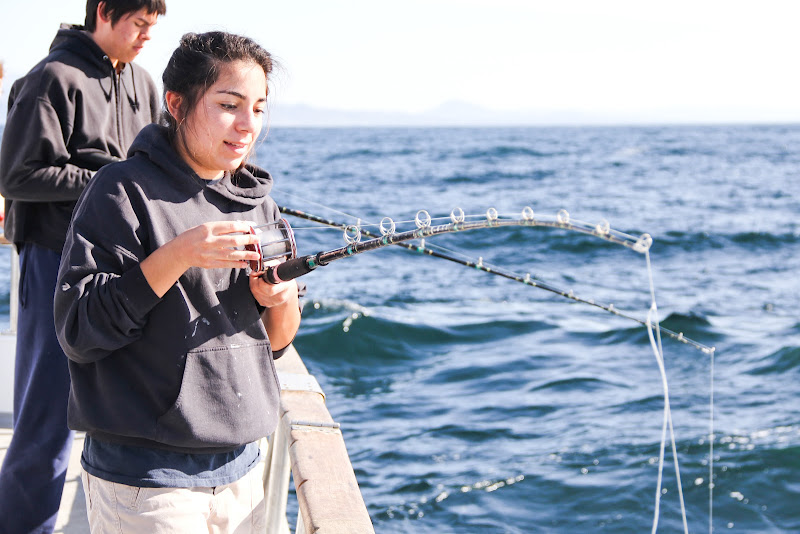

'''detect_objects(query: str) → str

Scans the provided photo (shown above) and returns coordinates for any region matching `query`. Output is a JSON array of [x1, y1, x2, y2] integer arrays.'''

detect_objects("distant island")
[[265, 100, 795, 128]]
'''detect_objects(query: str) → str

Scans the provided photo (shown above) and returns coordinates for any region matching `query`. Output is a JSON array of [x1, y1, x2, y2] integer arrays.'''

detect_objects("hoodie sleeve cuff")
[[116, 263, 161, 317]]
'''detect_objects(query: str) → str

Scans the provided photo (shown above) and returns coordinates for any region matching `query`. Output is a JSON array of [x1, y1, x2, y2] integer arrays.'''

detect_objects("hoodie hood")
[[50, 24, 116, 73], [50, 24, 144, 112], [128, 123, 274, 207], [0, 22, 161, 252]]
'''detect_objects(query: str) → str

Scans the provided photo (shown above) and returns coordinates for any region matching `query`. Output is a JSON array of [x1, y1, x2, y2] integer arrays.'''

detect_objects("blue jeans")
[[0, 243, 74, 534]]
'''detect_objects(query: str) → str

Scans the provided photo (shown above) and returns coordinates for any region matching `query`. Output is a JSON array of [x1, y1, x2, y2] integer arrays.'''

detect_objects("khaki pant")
[[81, 467, 267, 533]]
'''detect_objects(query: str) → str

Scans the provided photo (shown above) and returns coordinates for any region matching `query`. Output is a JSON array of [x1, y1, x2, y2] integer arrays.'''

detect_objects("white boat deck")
[[0, 430, 89, 533]]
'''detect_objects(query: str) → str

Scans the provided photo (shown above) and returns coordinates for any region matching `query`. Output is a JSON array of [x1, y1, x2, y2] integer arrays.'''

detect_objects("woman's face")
[[173, 60, 267, 180]]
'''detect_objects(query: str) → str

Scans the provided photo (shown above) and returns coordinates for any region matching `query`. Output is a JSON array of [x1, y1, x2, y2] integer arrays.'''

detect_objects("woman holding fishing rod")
[[53, 31, 301, 531]]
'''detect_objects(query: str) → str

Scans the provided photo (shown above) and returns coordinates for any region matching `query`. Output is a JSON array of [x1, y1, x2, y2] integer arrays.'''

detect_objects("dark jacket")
[[55, 124, 283, 453], [0, 24, 160, 252]]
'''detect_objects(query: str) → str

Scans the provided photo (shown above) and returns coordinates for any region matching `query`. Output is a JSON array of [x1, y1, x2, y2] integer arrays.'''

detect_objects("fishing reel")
[[241, 218, 297, 272]]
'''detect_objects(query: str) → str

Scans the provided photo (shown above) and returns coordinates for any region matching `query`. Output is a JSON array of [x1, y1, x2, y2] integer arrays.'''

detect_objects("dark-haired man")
[[0, 2, 166, 531]]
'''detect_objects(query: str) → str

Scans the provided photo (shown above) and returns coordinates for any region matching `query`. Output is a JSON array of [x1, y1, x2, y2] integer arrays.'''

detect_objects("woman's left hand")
[[249, 259, 298, 308], [250, 259, 302, 349]]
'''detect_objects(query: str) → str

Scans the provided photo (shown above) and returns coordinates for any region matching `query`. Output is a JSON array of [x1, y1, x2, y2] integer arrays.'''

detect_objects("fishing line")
[[280, 225, 345, 233], [645, 250, 689, 534], [275, 187, 365, 223], [708, 348, 715, 534]]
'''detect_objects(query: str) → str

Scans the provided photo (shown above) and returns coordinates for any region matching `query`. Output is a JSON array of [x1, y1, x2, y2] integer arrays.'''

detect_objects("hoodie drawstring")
[[128, 63, 140, 112]]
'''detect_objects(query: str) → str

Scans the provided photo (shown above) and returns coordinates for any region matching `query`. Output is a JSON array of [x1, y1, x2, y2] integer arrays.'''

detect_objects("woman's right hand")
[[171, 220, 262, 270], [140, 220, 262, 297]]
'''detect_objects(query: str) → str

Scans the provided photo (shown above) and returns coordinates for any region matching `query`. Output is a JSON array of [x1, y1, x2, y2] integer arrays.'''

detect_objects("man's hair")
[[85, 0, 167, 32]]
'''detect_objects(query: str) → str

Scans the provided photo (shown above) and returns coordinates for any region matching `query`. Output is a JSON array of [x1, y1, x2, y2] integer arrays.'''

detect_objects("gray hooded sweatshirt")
[[0, 24, 159, 252], [55, 124, 284, 454]]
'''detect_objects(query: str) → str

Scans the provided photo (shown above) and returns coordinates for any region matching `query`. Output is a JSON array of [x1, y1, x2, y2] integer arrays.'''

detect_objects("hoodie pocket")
[[155, 341, 280, 449]]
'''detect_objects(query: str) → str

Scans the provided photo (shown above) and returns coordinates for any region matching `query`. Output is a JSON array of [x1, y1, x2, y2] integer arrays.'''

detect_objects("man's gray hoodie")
[[0, 24, 159, 252]]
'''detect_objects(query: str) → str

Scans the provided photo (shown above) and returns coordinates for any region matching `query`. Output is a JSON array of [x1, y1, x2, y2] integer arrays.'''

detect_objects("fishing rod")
[[264, 206, 647, 282], [264, 204, 714, 533], [253, 205, 714, 354]]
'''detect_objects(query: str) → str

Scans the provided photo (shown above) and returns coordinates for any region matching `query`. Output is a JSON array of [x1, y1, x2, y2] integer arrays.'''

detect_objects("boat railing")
[[0, 235, 17, 426], [0, 235, 18, 333], [268, 345, 375, 533]]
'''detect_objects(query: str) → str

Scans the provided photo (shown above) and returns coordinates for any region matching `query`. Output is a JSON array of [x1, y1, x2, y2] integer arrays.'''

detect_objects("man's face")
[[101, 8, 159, 66]]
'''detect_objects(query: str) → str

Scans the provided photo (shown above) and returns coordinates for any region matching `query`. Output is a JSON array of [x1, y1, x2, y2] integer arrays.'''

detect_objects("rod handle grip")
[[263, 255, 316, 284]]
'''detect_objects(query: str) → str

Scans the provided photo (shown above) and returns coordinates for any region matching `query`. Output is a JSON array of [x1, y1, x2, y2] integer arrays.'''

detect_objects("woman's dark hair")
[[85, 0, 166, 32], [162, 31, 274, 142]]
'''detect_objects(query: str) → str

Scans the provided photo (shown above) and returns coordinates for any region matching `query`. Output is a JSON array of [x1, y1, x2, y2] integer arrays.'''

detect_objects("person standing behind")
[[0, 2, 166, 532]]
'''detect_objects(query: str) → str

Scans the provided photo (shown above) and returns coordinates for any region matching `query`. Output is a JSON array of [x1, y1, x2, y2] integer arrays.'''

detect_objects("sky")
[[2, 0, 800, 126]]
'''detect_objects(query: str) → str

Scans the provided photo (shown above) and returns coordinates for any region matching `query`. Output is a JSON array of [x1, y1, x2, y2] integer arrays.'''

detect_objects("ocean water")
[[2, 124, 799, 532], [254, 125, 800, 533]]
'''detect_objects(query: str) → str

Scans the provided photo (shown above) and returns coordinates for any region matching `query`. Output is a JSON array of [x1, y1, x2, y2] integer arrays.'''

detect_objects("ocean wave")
[[608, 394, 667, 414], [659, 310, 711, 328], [295, 312, 452, 364], [658, 311, 722, 341], [443, 169, 555, 184], [653, 230, 800, 252], [748, 346, 800, 375], [296, 303, 556, 371], [421, 355, 548, 396], [567, 311, 718, 350], [461, 146, 561, 159], [730, 231, 800, 247], [580, 325, 651, 347], [302, 298, 556, 338], [528, 376, 620, 394], [426, 423, 521, 442], [325, 147, 420, 161], [653, 146, 720, 157], [439, 223, 631, 256]]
